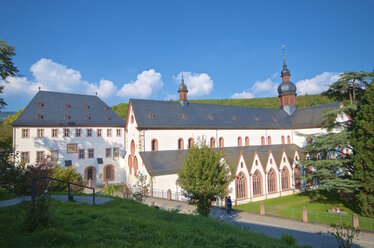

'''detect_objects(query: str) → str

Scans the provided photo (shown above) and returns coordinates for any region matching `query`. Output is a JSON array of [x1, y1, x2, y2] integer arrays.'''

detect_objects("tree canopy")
[[351, 81, 374, 217], [0, 39, 19, 110], [178, 138, 234, 215]]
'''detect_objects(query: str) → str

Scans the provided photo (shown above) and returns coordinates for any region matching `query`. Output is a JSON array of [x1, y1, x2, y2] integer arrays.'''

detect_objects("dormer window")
[[232, 115, 238, 121], [183, 114, 187, 120], [209, 114, 214, 120], [65, 104, 70, 109], [106, 116, 111, 121], [85, 115, 90, 121], [37, 114, 43, 120], [38, 102, 43, 108], [104, 106, 109, 110], [84, 104, 89, 109], [65, 115, 70, 120], [149, 113, 155, 119]]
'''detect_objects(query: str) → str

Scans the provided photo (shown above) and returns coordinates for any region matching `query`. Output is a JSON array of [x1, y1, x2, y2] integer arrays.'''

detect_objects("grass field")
[[0, 188, 18, 201], [0, 198, 297, 247], [236, 191, 374, 232]]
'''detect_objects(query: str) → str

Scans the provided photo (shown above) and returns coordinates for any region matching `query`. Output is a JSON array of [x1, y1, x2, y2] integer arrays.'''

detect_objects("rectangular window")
[[67, 143, 77, 154], [50, 150, 59, 162], [87, 128, 92, 137], [116, 129, 121, 137], [22, 129, 29, 138], [64, 128, 70, 137], [88, 149, 94, 158], [36, 151, 44, 163], [37, 129, 44, 138], [21, 152, 30, 163], [105, 148, 112, 158], [76, 128, 81, 137], [107, 129, 112, 137], [97, 129, 102, 137], [51, 129, 58, 138], [78, 149, 85, 159], [113, 148, 119, 160]]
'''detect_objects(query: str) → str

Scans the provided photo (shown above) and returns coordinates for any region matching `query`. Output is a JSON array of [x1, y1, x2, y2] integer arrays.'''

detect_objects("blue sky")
[[1, 0, 373, 111]]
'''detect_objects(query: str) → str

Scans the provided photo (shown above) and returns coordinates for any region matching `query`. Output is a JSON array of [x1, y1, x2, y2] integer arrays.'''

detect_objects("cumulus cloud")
[[117, 69, 163, 99], [2, 58, 117, 99], [232, 71, 341, 99], [175, 71, 213, 97], [231, 90, 255, 99], [295, 72, 340, 95]]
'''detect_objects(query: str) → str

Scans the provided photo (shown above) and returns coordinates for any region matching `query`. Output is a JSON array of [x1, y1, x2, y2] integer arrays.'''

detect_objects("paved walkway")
[[144, 197, 374, 248], [0, 195, 112, 207]]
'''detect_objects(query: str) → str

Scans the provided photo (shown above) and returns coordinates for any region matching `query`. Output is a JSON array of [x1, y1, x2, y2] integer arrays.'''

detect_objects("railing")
[[236, 203, 374, 232], [31, 176, 96, 205]]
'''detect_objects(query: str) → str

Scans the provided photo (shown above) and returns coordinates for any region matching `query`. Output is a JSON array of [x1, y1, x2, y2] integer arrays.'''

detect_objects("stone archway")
[[84, 166, 96, 183]]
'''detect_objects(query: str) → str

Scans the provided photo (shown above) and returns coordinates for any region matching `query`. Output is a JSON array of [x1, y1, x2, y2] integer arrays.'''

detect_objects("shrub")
[[330, 223, 360, 248], [102, 185, 115, 196], [50, 165, 84, 192], [132, 172, 150, 202], [281, 232, 296, 245]]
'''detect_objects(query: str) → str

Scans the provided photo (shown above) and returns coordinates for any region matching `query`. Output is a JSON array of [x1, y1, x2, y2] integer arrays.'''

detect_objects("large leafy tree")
[[323, 71, 374, 104], [0, 39, 19, 110], [351, 81, 374, 217], [178, 138, 234, 216]]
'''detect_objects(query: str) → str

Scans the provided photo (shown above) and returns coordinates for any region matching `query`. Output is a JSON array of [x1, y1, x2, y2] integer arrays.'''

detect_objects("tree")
[[0, 39, 19, 110], [177, 138, 234, 216], [132, 172, 150, 202], [351, 80, 374, 217], [323, 71, 374, 104]]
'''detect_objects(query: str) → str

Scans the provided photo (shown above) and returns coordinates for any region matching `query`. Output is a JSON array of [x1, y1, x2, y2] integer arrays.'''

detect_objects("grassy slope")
[[111, 94, 338, 120], [236, 191, 372, 231], [0, 188, 18, 201], [0, 198, 296, 248]]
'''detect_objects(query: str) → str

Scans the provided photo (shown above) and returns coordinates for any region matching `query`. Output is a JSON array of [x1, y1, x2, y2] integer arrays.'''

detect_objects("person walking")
[[226, 196, 232, 215]]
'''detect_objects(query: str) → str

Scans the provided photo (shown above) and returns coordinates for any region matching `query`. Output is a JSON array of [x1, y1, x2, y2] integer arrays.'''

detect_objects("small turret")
[[178, 75, 188, 106]]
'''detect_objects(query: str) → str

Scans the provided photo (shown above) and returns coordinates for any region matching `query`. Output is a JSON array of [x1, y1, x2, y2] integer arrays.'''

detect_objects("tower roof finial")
[[282, 44, 286, 67]]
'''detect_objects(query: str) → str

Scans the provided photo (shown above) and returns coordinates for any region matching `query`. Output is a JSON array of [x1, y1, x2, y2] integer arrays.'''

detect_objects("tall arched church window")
[[245, 136, 249, 146], [281, 135, 285, 144], [219, 137, 224, 148], [133, 156, 138, 175], [178, 138, 184, 150], [237, 137, 242, 147], [267, 136, 272, 145], [287, 135, 291, 144], [131, 140, 135, 156], [253, 170, 262, 196], [281, 167, 290, 190], [210, 137, 216, 148], [188, 138, 194, 149], [267, 168, 277, 193], [151, 139, 158, 151], [236, 172, 247, 199]]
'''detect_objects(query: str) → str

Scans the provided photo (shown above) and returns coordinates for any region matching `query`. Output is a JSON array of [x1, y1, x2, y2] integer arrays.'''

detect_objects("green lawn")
[[0, 188, 18, 201], [0, 198, 297, 247], [236, 191, 374, 232]]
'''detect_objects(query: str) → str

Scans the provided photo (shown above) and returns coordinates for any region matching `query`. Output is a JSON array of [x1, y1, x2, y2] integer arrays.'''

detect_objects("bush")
[[330, 223, 360, 248], [102, 185, 115, 196], [50, 166, 84, 192], [281, 232, 296, 245]]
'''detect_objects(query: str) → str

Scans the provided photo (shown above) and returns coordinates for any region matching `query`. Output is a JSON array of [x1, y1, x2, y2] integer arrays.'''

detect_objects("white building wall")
[[14, 126, 125, 184]]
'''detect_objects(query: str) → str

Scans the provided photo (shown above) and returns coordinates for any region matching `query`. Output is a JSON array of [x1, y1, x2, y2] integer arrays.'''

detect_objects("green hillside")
[[0, 198, 296, 247], [111, 94, 338, 120]]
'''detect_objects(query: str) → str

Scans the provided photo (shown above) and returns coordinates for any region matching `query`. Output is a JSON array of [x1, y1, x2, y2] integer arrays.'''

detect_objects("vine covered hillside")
[[111, 94, 340, 120]]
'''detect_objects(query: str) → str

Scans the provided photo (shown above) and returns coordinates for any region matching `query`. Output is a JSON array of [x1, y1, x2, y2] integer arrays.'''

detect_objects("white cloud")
[[117, 69, 163, 99], [175, 71, 213, 97], [296, 72, 340, 95], [231, 90, 255, 99], [2, 58, 117, 99]]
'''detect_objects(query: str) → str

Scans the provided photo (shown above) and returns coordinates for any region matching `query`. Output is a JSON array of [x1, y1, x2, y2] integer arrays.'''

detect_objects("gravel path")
[[0, 195, 112, 207], [145, 197, 374, 248]]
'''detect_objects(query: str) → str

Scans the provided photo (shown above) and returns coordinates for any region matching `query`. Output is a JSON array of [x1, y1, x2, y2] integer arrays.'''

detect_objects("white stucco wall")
[[14, 126, 126, 184]]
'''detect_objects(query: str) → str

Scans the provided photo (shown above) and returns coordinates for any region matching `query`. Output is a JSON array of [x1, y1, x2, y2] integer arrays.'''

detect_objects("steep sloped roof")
[[140, 144, 304, 176], [130, 99, 341, 130], [12, 91, 125, 127]]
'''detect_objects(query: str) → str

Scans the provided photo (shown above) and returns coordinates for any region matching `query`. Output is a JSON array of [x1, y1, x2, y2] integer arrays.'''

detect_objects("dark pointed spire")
[[281, 45, 290, 80], [282, 45, 287, 68]]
